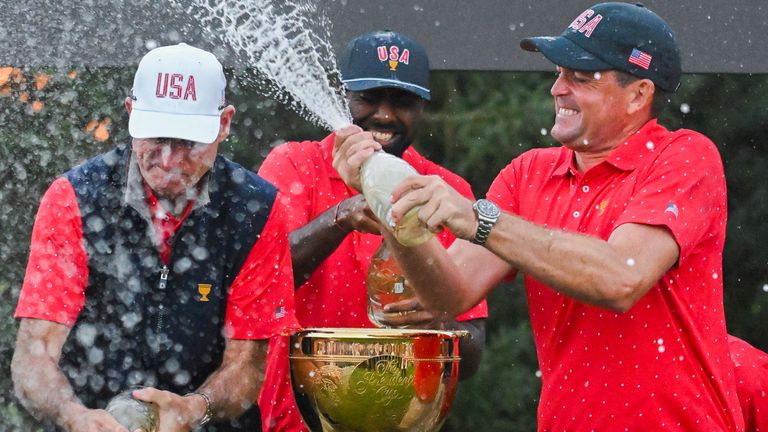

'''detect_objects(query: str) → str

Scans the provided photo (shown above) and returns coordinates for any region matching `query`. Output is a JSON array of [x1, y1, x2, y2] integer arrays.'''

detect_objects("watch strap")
[[471, 200, 499, 245], [186, 392, 213, 426]]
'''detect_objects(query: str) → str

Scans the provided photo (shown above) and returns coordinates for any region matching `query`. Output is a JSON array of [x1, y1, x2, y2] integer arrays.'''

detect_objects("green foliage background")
[[0, 67, 766, 431]]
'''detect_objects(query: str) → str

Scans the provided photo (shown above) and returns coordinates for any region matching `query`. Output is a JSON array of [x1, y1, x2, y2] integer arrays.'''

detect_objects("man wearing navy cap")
[[257, 30, 488, 431], [334, 4, 746, 430]]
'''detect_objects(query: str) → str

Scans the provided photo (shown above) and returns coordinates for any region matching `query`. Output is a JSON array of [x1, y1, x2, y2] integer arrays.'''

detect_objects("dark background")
[[1, 0, 766, 73]]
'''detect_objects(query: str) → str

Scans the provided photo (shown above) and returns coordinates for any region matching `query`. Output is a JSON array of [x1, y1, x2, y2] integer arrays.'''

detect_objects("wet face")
[[132, 138, 219, 199], [549, 67, 636, 151], [346, 88, 426, 158], [125, 98, 234, 200]]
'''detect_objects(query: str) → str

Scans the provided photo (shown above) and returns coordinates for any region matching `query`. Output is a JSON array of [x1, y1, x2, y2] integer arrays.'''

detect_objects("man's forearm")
[[484, 214, 678, 311], [388, 235, 479, 316], [290, 204, 350, 287], [195, 339, 269, 421], [11, 319, 84, 429]]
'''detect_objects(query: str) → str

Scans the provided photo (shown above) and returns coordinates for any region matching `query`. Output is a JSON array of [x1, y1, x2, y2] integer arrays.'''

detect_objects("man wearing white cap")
[[12, 43, 298, 431]]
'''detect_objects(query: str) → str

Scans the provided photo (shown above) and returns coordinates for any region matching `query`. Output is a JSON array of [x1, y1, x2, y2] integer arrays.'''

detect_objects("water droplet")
[[646, 141, 655, 150], [680, 103, 690, 114], [183, 0, 352, 130], [626, 258, 636, 267], [535, 370, 542, 378], [658, 345, 666, 353], [582, 139, 589, 145], [593, 72, 602, 80], [763, 284, 768, 292], [540, 128, 548, 136], [712, 272, 718, 279]]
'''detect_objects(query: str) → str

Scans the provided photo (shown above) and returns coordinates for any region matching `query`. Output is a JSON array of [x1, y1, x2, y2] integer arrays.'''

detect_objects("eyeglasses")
[[147, 137, 209, 149]]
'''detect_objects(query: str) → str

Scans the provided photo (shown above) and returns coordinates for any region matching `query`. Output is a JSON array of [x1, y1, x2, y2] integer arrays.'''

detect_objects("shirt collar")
[[604, 119, 668, 171], [551, 118, 668, 177]]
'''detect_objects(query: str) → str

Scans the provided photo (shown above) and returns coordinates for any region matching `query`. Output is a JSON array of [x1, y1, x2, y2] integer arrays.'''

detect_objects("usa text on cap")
[[129, 43, 227, 144], [520, 2, 682, 92], [341, 30, 431, 100]]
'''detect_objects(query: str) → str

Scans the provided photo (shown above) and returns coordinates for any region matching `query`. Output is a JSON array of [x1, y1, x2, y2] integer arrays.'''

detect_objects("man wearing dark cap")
[[333, 4, 745, 430], [256, 30, 487, 431]]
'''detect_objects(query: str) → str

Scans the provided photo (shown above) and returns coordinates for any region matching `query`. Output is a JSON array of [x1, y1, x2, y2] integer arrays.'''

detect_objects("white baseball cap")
[[128, 43, 226, 144]]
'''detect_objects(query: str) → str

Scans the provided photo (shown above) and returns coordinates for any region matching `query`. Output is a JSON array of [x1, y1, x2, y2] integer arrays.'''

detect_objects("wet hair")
[[613, 70, 670, 118]]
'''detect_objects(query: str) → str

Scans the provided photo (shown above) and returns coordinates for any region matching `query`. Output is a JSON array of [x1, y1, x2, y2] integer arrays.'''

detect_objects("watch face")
[[477, 199, 500, 218]]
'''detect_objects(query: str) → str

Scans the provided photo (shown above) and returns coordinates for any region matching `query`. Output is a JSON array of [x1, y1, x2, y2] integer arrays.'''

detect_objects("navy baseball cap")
[[521, 2, 681, 92], [341, 31, 431, 100]]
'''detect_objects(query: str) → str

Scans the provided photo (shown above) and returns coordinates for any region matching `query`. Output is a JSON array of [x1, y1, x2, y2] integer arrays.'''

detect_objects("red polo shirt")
[[487, 120, 743, 431], [729, 335, 768, 432], [258, 132, 488, 327], [257, 133, 488, 431]]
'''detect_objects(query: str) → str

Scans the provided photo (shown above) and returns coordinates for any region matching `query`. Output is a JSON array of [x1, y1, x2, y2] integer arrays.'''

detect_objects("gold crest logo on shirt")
[[198, 284, 212, 302], [597, 199, 609, 216]]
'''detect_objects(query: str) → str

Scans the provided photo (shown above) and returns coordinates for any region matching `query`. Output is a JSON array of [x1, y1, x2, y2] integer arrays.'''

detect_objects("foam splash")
[[176, 0, 352, 131]]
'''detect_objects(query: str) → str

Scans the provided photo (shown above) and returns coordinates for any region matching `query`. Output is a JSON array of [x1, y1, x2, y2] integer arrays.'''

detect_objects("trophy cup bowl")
[[289, 328, 464, 432]]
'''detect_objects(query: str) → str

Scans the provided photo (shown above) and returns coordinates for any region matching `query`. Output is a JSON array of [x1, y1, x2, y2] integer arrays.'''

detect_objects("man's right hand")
[[62, 405, 130, 432], [332, 125, 381, 191], [333, 195, 381, 235]]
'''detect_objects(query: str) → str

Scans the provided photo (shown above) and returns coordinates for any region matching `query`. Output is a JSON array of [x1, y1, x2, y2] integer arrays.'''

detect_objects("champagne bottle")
[[105, 387, 158, 432], [366, 239, 417, 328], [360, 151, 434, 246]]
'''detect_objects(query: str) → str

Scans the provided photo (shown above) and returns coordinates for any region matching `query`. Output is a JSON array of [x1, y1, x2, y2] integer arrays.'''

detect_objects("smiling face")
[[550, 67, 638, 152], [346, 88, 426, 158]]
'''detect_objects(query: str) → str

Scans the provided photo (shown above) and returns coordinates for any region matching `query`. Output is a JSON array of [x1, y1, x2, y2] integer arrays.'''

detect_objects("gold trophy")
[[289, 328, 464, 432]]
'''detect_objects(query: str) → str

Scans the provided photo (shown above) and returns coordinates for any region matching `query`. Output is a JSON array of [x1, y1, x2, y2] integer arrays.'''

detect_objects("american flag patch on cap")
[[274, 306, 286, 319], [628, 48, 652, 70]]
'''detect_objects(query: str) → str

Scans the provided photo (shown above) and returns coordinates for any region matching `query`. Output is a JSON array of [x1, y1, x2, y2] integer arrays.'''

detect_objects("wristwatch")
[[471, 199, 500, 245]]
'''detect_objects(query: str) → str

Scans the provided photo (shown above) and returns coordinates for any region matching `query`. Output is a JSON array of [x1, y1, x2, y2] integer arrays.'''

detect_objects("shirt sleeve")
[[15, 177, 89, 326], [614, 132, 727, 261], [487, 161, 521, 215], [258, 143, 314, 232], [224, 195, 300, 340]]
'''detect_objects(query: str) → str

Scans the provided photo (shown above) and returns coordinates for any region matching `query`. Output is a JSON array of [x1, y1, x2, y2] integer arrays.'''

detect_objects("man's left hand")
[[131, 387, 204, 432], [379, 297, 447, 328], [390, 175, 478, 241]]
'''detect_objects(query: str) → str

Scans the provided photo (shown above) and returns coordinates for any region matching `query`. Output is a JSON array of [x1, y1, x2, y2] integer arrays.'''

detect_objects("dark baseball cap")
[[340, 30, 431, 100], [521, 2, 681, 92]]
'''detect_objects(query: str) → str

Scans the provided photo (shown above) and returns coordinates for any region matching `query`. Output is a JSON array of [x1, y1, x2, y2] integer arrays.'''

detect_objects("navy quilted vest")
[[59, 145, 276, 431]]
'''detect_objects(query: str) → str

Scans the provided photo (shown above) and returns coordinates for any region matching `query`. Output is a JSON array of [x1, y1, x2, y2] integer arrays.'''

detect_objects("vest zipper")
[[157, 265, 169, 332]]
